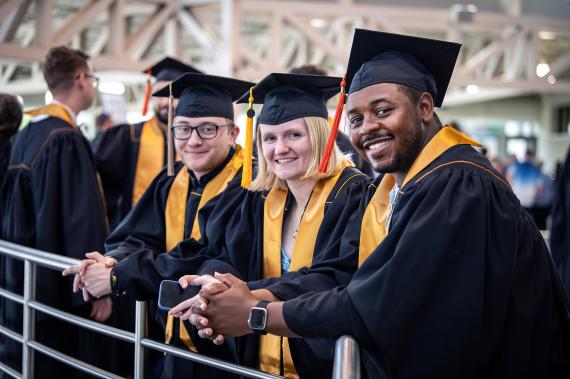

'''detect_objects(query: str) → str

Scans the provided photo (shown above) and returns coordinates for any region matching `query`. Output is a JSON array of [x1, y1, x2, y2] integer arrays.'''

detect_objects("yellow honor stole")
[[164, 146, 244, 351], [27, 103, 76, 127], [358, 126, 481, 266], [259, 160, 353, 378], [132, 116, 166, 207]]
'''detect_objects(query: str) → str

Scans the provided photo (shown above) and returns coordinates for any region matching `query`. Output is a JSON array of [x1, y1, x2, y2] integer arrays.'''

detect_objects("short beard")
[[155, 107, 169, 125], [372, 112, 425, 175]]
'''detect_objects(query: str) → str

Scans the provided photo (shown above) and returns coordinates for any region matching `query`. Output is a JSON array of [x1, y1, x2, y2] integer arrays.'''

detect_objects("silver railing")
[[0, 239, 361, 379]]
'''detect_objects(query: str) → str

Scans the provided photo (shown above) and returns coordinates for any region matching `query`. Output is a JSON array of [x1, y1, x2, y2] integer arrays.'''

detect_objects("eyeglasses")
[[171, 123, 232, 140], [83, 73, 100, 88]]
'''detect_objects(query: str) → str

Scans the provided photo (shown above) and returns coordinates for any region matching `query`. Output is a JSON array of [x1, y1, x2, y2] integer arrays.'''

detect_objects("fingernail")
[[201, 319, 207, 326]]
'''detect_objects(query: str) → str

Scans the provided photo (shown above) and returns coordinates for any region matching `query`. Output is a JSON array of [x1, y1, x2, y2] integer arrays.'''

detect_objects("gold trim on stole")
[[164, 146, 244, 351], [132, 116, 166, 207], [27, 103, 76, 128], [358, 126, 481, 266], [259, 160, 352, 378]]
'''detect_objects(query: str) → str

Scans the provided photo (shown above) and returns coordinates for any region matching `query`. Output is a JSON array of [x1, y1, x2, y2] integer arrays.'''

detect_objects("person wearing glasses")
[[1, 46, 108, 378], [63, 73, 254, 379], [94, 57, 202, 230]]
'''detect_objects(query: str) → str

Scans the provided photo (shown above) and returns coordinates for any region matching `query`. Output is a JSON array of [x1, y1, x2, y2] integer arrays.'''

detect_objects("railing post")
[[134, 300, 147, 379], [22, 260, 36, 379], [332, 335, 361, 379]]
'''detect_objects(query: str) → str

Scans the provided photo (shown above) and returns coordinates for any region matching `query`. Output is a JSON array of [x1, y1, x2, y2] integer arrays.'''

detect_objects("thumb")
[[105, 257, 117, 268], [213, 272, 239, 287]]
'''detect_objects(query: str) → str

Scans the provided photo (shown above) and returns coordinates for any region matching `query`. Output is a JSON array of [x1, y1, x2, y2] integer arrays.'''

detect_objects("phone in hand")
[[158, 280, 201, 312]]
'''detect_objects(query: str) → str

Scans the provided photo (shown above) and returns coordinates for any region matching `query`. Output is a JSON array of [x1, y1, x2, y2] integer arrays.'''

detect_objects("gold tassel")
[[141, 69, 152, 116], [318, 75, 346, 173], [241, 87, 255, 188], [167, 82, 175, 176]]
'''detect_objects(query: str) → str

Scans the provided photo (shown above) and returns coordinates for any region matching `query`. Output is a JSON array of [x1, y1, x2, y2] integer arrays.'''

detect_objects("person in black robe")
[[94, 57, 202, 229], [0, 46, 109, 378], [63, 73, 254, 379], [0, 94, 22, 186], [551, 146, 570, 297], [188, 30, 570, 379], [162, 73, 371, 378]]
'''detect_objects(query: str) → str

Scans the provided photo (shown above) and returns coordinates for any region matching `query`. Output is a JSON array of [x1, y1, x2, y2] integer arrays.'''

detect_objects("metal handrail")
[[332, 336, 361, 379], [0, 239, 361, 379]]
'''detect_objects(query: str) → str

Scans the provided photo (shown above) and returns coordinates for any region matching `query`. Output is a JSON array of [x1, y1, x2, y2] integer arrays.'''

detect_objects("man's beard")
[[155, 106, 169, 125]]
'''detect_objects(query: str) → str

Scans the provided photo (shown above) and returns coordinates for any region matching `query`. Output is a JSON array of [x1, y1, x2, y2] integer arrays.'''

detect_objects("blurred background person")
[[0, 94, 23, 185], [91, 111, 115, 150]]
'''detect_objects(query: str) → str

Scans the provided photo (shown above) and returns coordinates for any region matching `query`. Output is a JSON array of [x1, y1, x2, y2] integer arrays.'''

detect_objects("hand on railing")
[[169, 274, 227, 345], [62, 251, 116, 300], [173, 273, 258, 344]]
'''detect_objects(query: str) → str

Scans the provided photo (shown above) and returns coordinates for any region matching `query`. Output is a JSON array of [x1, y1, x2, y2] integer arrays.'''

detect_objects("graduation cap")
[[345, 29, 461, 107], [152, 72, 255, 176], [317, 29, 461, 174], [235, 73, 342, 187], [141, 57, 203, 116]]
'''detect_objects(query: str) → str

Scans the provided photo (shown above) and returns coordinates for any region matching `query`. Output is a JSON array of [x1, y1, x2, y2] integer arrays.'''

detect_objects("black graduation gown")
[[93, 120, 167, 229], [106, 149, 244, 379], [0, 114, 108, 377], [184, 167, 370, 378], [283, 145, 570, 379], [550, 146, 570, 297]]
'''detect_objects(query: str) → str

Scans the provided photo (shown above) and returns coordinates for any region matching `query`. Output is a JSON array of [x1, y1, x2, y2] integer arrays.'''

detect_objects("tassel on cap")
[[318, 75, 346, 173], [241, 87, 255, 188], [167, 82, 175, 176], [141, 69, 152, 116]]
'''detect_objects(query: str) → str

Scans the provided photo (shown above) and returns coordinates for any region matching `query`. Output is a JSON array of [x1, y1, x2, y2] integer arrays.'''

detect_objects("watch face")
[[248, 307, 267, 330]]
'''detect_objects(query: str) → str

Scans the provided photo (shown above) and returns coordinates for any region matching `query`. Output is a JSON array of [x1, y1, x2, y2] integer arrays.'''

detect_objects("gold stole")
[[358, 126, 481, 266], [260, 161, 352, 378], [164, 146, 244, 351], [132, 116, 166, 207], [27, 103, 76, 127]]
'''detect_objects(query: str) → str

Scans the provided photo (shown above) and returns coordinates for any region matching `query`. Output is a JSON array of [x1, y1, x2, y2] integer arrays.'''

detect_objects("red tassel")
[[141, 69, 152, 116], [318, 75, 346, 173]]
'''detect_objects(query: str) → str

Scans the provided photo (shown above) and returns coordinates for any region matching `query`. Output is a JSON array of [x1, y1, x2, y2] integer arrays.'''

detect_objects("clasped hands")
[[169, 272, 259, 345], [62, 251, 117, 301]]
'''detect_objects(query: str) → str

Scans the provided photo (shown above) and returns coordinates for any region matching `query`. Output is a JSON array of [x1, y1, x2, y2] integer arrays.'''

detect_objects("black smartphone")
[[158, 280, 201, 312]]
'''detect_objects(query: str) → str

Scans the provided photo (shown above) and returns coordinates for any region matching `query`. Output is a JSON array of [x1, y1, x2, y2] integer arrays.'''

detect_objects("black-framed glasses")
[[171, 123, 232, 140], [83, 73, 100, 88]]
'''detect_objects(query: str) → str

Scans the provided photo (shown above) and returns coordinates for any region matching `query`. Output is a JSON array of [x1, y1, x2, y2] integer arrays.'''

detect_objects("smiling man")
[[94, 57, 202, 229], [63, 72, 254, 378], [191, 30, 570, 379]]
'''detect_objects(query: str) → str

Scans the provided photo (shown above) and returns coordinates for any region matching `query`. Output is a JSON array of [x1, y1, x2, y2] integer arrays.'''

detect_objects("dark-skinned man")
[[185, 30, 570, 379]]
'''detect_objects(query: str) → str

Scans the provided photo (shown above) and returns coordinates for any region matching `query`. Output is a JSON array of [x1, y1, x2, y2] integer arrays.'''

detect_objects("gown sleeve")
[[283, 164, 570, 378]]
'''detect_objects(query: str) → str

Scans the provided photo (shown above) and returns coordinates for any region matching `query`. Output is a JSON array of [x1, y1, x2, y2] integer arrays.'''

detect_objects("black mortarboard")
[[236, 73, 341, 125], [346, 29, 461, 107], [153, 73, 255, 120], [143, 57, 203, 82]]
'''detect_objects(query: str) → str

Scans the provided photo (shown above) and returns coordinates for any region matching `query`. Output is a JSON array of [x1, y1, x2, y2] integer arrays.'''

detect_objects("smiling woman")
[[251, 116, 345, 190]]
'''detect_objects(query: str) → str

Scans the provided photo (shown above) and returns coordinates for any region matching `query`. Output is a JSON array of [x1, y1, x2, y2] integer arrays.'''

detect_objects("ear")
[[417, 92, 435, 124], [229, 126, 240, 142]]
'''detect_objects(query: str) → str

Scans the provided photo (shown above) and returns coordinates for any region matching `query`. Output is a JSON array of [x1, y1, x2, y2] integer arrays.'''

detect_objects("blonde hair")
[[249, 116, 346, 191]]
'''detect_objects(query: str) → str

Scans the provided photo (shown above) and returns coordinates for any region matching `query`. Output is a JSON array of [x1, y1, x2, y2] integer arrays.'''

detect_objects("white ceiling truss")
[[0, 0, 569, 105]]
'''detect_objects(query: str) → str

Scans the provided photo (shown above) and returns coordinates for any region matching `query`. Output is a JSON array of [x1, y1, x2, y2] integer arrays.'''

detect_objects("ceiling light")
[[310, 18, 327, 28], [536, 63, 550, 78], [466, 84, 479, 94], [547, 75, 556, 85], [98, 81, 126, 95]]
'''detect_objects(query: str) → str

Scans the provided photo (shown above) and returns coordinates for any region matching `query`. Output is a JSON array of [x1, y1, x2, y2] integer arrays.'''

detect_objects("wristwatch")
[[248, 300, 270, 335]]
